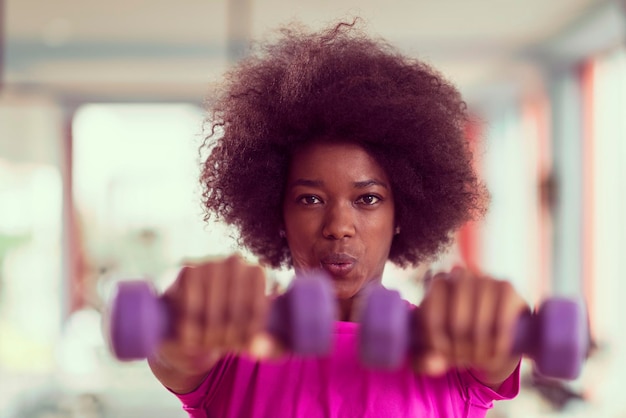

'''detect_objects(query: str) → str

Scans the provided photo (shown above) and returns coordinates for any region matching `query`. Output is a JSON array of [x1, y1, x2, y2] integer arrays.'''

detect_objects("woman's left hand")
[[413, 266, 529, 388]]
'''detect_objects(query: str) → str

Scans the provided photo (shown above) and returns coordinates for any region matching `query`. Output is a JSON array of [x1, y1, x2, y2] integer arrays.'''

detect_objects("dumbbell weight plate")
[[359, 284, 410, 369], [288, 271, 337, 355], [535, 298, 587, 379], [108, 280, 169, 360]]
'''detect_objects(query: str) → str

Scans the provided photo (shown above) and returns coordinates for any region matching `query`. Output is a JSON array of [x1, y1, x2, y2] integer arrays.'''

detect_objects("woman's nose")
[[322, 202, 356, 239]]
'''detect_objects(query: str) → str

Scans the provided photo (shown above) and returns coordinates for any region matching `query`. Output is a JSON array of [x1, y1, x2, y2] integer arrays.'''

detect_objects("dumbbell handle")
[[107, 274, 335, 360]]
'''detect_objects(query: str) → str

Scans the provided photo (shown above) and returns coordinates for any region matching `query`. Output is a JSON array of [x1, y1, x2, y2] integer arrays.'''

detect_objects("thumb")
[[249, 332, 286, 360], [412, 351, 449, 376]]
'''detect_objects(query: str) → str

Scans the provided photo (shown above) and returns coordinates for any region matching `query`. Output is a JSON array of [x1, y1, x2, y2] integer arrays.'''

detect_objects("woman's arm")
[[148, 351, 216, 394]]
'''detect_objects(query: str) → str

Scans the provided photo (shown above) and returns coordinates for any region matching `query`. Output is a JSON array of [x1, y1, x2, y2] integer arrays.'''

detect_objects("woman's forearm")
[[147, 352, 216, 395]]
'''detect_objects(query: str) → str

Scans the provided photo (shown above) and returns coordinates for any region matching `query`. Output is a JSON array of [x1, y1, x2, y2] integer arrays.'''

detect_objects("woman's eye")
[[357, 195, 381, 205], [298, 195, 322, 205]]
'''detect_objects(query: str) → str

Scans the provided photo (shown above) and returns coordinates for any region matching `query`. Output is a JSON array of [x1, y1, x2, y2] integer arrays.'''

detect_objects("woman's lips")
[[320, 254, 357, 277]]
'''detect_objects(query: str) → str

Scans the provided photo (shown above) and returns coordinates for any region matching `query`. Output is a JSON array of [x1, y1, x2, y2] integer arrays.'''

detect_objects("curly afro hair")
[[200, 20, 489, 269]]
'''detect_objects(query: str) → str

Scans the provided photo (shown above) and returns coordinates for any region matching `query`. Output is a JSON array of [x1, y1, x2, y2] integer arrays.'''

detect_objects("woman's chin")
[[332, 281, 363, 300]]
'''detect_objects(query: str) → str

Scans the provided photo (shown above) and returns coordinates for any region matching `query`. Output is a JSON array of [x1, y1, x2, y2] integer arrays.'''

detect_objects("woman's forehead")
[[288, 141, 390, 184]]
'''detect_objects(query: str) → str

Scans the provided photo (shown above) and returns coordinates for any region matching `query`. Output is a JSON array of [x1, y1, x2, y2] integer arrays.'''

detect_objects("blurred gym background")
[[0, 0, 625, 416]]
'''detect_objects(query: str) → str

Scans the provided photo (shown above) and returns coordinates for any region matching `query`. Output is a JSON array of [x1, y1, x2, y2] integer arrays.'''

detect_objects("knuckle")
[[226, 253, 244, 267], [449, 317, 469, 339], [242, 264, 263, 284], [497, 279, 514, 295], [175, 266, 193, 286], [470, 324, 488, 344]]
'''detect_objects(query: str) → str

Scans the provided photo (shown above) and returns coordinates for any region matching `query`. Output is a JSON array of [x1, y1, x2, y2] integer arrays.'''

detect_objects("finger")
[[411, 308, 447, 376], [222, 255, 249, 349], [179, 266, 205, 351], [491, 281, 525, 368], [241, 266, 283, 360], [417, 273, 451, 374], [246, 265, 270, 346], [203, 259, 231, 349], [448, 268, 475, 367], [470, 277, 498, 367]]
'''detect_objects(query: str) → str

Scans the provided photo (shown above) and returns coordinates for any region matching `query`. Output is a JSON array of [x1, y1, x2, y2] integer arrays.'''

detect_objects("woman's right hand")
[[148, 254, 281, 392]]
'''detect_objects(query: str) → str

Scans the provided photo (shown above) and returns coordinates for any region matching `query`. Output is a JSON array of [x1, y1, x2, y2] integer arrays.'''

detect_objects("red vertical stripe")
[[530, 92, 553, 301], [458, 119, 482, 273], [62, 108, 86, 318]]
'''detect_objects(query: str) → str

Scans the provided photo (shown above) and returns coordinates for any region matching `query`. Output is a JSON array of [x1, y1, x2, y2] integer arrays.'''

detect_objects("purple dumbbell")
[[359, 285, 588, 380], [106, 270, 336, 360]]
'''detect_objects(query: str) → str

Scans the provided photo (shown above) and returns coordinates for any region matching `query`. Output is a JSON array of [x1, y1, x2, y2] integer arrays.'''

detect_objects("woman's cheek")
[[289, 248, 315, 272]]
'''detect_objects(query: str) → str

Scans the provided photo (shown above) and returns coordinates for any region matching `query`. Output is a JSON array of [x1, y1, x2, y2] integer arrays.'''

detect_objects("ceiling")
[[3, 0, 625, 107]]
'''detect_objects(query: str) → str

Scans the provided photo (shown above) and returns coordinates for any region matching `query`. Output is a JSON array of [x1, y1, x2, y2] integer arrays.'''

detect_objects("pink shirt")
[[172, 321, 520, 417]]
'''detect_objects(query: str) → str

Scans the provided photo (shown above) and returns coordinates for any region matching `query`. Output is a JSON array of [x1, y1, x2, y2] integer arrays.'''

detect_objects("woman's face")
[[282, 140, 396, 303]]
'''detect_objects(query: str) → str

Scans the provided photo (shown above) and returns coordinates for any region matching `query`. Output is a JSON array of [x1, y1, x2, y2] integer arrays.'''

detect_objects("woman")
[[148, 20, 528, 417]]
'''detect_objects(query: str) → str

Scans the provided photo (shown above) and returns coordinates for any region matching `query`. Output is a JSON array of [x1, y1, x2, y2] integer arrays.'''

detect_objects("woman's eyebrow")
[[354, 179, 388, 189], [288, 179, 324, 188], [288, 178, 388, 189]]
